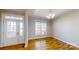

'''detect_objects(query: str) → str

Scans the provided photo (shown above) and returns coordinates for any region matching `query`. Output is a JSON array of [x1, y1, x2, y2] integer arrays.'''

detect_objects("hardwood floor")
[[0, 37, 79, 50]]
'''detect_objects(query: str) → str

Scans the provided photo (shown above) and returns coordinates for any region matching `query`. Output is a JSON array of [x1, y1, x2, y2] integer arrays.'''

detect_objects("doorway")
[[2, 14, 24, 47]]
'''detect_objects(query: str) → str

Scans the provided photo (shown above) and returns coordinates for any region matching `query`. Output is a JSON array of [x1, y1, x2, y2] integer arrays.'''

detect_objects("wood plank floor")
[[0, 37, 79, 50]]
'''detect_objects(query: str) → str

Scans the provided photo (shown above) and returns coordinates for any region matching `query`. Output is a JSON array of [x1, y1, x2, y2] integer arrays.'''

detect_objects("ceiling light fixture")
[[46, 9, 55, 19]]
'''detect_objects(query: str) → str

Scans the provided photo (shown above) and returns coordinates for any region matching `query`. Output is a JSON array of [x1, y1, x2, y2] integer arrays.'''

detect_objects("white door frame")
[[1, 13, 25, 47]]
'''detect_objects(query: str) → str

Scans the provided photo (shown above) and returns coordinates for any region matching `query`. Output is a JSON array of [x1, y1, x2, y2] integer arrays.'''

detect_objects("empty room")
[[0, 9, 79, 50]]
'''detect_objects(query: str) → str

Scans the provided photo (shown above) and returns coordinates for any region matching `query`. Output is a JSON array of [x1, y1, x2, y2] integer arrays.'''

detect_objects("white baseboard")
[[0, 42, 25, 47], [24, 40, 28, 48], [52, 36, 79, 48], [28, 36, 50, 40]]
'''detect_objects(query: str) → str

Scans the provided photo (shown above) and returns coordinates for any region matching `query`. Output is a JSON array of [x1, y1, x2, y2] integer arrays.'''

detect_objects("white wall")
[[52, 10, 79, 47], [0, 13, 2, 47], [28, 16, 51, 40]]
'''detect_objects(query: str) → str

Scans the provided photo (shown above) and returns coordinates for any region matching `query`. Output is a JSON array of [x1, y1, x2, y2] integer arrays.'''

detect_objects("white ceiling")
[[5, 9, 26, 12], [4, 9, 72, 19], [27, 9, 71, 18]]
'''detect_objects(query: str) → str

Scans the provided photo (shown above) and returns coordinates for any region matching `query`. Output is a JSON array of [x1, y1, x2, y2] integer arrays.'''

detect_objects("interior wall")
[[0, 13, 2, 47], [52, 10, 79, 47], [28, 16, 52, 40]]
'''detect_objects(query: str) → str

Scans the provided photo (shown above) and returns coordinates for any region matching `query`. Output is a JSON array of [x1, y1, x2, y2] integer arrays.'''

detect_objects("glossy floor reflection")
[[34, 40, 46, 50], [0, 37, 79, 50], [26, 37, 79, 50]]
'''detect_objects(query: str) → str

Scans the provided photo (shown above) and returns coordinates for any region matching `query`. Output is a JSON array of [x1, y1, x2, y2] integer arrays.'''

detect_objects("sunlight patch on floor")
[[35, 40, 46, 50]]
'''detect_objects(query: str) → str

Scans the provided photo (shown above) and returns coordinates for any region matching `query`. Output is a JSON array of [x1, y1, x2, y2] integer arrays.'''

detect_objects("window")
[[35, 22, 41, 35], [7, 21, 16, 38], [35, 21, 47, 35], [20, 22, 23, 36], [41, 22, 47, 35]]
